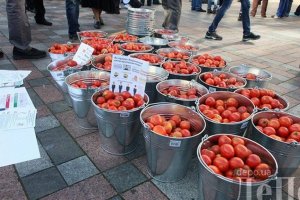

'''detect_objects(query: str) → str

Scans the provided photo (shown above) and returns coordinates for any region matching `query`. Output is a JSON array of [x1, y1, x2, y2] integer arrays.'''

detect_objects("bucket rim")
[[128, 52, 165, 66], [228, 65, 272, 81], [197, 133, 278, 185], [160, 60, 201, 77], [140, 102, 207, 140]]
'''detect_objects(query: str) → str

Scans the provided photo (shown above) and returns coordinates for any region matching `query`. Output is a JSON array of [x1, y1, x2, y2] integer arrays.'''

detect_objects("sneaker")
[[94, 21, 101, 29], [242, 32, 261, 41], [196, 8, 206, 12], [69, 34, 78, 41], [207, 9, 213, 14], [35, 18, 52, 26], [13, 47, 46, 60], [205, 31, 222, 40]]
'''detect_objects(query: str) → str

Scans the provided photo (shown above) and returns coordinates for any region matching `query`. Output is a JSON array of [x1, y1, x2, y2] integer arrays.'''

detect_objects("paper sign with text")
[[72, 43, 94, 66], [109, 55, 148, 97]]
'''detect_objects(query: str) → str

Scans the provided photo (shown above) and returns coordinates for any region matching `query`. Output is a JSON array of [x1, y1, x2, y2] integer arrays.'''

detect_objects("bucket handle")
[[201, 134, 208, 142]]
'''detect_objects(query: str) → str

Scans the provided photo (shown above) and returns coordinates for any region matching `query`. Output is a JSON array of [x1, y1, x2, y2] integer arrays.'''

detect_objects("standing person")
[[285, 0, 293, 16], [81, 0, 120, 29], [6, 0, 46, 60], [191, 0, 206, 12], [207, 0, 218, 14], [161, 0, 182, 31], [272, 0, 289, 18], [33, 0, 52, 25], [251, 0, 268, 17], [205, 0, 260, 41], [66, 0, 80, 40], [295, 4, 300, 16]]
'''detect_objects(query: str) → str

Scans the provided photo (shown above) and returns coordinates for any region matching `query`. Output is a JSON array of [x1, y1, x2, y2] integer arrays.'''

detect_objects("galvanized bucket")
[[196, 91, 256, 136], [198, 71, 247, 93], [139, 36, 168, 50], [156, 79, 208, 107], [229, 65, 272, 88], [91, 53, 113, 72], [77, 30, 108, 42], [234, 88, 289, 111], [197, 134, 278, 200], [167, 41, 200, 55], [190, 54, 227, 73], [143, 65, 169, 103], [247, 111, 300, 187], [140, 102, 206, 182], [65, 71, 110, 129], [120, 42, 154, 55], [47, 58, 82, 107], [48, 43, 79, 61], [128, 53, 165, 66], [126, 8, 155, 36], [91, 91, 149, 155], [160, 61, 201, 81], [156, 48, 191, 62]]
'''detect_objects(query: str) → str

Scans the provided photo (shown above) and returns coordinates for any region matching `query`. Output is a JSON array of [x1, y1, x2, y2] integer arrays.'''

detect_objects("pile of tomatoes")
[[255, 115, 300, 143], [200, 135, 273, 182], [199, 96, 252, 123], [146, 114, 193, 138], [78, 31, 107, 38], [157, 50, 190, 60], [71, 80, 109, 89], [237, 88, 285, 110], [191, 54, 226, 68], [49, 43, 79, 54], [169, 42, 198, 51], [162, 61, 200, 75], [95, 90, 145, 111], [201, 72, 245, 89], [94, 55, 112, 71], [82, 38, 122, 55], [108, 33, 138, 43], [159, 86, 199, 100], [121, 43, 152, 52], [52, 59, 78, 71], [133, 54, 163, 65]]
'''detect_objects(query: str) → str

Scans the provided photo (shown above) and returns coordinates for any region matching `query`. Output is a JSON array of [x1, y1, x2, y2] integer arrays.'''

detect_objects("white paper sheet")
[[0, 70, 31, 87], [0, 128, 40, 167]]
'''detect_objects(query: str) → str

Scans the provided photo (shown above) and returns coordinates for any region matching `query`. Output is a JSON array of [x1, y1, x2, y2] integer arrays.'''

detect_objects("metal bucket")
[[128, 53, 165, 66], [234, 88, 289, 111], [247, 111, 300, 186], [229, 65, 272, 88], [196, 91, 255, 136], [48, 43, 79, 61], [144, 66, 169, 103], [160, 61, 201, 81], [156, 79, 208, 107], [197, 134, 278, 200], [139, 36, 168, 50], [77, 30, 108, 41], [198, 71, 247, 93], [156, 48, 191, 62], [153, 29, 178, 38], [91, 91, 149, 155], [120, 42, 154, 55], [47, 58, 82, 107], [167, 41, 200, 55], [65, 71, 110, 129], [126, 8, 155, 36], [140, 102, 206, 182], [190, 54, 227, 73], [91, 53, 113, 72]]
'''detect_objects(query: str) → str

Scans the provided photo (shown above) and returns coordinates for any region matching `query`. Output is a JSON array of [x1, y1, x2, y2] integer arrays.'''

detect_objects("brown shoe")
[[261, 15, 267, 18]]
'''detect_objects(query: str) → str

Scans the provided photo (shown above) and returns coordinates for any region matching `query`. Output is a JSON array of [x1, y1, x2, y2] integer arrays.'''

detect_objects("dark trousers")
[[34, 0, 45, 21], [162, 0, 182, 31]]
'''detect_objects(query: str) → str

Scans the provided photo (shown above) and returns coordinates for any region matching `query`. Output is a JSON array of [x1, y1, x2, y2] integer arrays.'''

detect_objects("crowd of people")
[[1, 0, 299, 60]]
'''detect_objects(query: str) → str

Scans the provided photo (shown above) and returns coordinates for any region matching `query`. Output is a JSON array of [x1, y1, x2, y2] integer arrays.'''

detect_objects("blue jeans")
[[66, 0, 80, 35], [192, 0, 202, 10], [208, 0, 250, 35], [207, 0, 213, 10], [276, 0, 289, 17]]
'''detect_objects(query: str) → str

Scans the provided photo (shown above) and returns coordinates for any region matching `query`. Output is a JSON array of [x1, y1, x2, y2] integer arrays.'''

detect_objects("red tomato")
[[170, 115, 182, 126], [289, 131, 300, 141], [218, 135, 232, 145], [203, 72, 213, 80], [180, 120, 191, 130], [278, 116, 293, 128], [221, 110, 232, 119], [251, 97, 260, 107], [208, 165, 222, 175], [234, 144, 250, 159], [215, 100, 224, 107], [229, 157, 244, 169], [263, 127, 276, 136], [220, 144, 235, 159], [246, 154, 261, 168], [277, 126, 289, 138], [237, 106, 247, 114], [231, 137, 245, 146], [210, 145, 220, 154], [201, 154, 212, 165], [226, 97, 239, 108], [268, 119, 280, 130], [229, 112, 241, 122], [213, 156, 229, 172], [269, 134, 283, 141], [205, 97, 216, 107], [241, 112, 251, 120], [250, 89, 260, 98], [254, 163, 271, 180], [258, 118, 269, 128], [261, 96, 272, 104], [289, 124, 300, 133], [201, 149, 216, 160]]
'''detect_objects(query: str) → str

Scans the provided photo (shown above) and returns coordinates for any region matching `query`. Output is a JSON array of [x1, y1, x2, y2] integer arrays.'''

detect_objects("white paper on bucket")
[[0, 87, 37, 131], [72, 43, 94, 66], [110, 55, 148, 96], [0, 128, 40, 167], [0, 70, 31, 87]]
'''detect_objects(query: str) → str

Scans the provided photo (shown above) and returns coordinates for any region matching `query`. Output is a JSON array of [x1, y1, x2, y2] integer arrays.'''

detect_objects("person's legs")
[[66, 0, 80, 38], [276, 0, 288, 17], [285, 0, 292, 16], [241, 0, 250, 35], [261, 0, 268, 17], [165, 0, 182, 30], [34, 0, 45, 21], [251, 0, 259, 16]]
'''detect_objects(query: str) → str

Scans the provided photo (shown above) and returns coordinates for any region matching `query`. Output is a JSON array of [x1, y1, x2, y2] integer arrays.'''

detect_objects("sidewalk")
[[0, 0, 299, 199]]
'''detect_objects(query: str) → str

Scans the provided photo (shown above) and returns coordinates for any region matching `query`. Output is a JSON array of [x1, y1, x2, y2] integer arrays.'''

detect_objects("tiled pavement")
[[0, 0, 300, 199]]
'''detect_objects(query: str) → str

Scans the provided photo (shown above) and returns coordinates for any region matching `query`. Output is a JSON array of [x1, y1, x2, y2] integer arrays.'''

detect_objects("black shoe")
[[36, 19, 52, 26], [207, 9, 213, 14], [94, 21, 101, 29], [69, 34, 78, 41], [196, 8, 206, 12], [205, 31, 222, 40], [13, 47, 46, 60], [0, 49, 3, 58], [242, 32, 261, 41], [99, 17, 104, 25]]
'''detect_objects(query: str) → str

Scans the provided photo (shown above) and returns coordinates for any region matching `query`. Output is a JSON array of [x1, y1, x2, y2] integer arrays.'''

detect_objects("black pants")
[[26, 0, 45, 20]]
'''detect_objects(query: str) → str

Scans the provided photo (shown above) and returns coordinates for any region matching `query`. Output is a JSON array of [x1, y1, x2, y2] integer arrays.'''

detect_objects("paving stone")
[[56, 110, 95, 138], [37, 126, 84, 165], [0, 59, 11, 66], [109, 195, 124, 200], [32, 58, 52, 72], [33, 84, 64, 104], [0, 166, 27, 200], [286, 89, 300, 101], [47, 100, 72, 114], [21, 167, 67, 200], [36, 105, 52, 118], [57, 156, 99, 185], [287, 105, 300, 117], [103, 162, 147, 193], [278, 82, 299, 92], [15, 142, 53, 177], [76, 133, 128, 171], [42, 174, 116, 200], [35, 115, 60, 133], [0, 63, 16, 70], [28, 77, 51, 87], [122, 181, 168, 200], [125, 134, 146, 161], [27, 88, 44, 107], [132, 155, 151, 179], [152, 159, 199, 200]]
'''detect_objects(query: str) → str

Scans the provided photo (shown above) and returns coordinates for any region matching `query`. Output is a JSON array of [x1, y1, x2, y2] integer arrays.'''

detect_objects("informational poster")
[[0, 70, 31, 87], [72, 43, 94, 66], [109, 55, 148, 96]]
